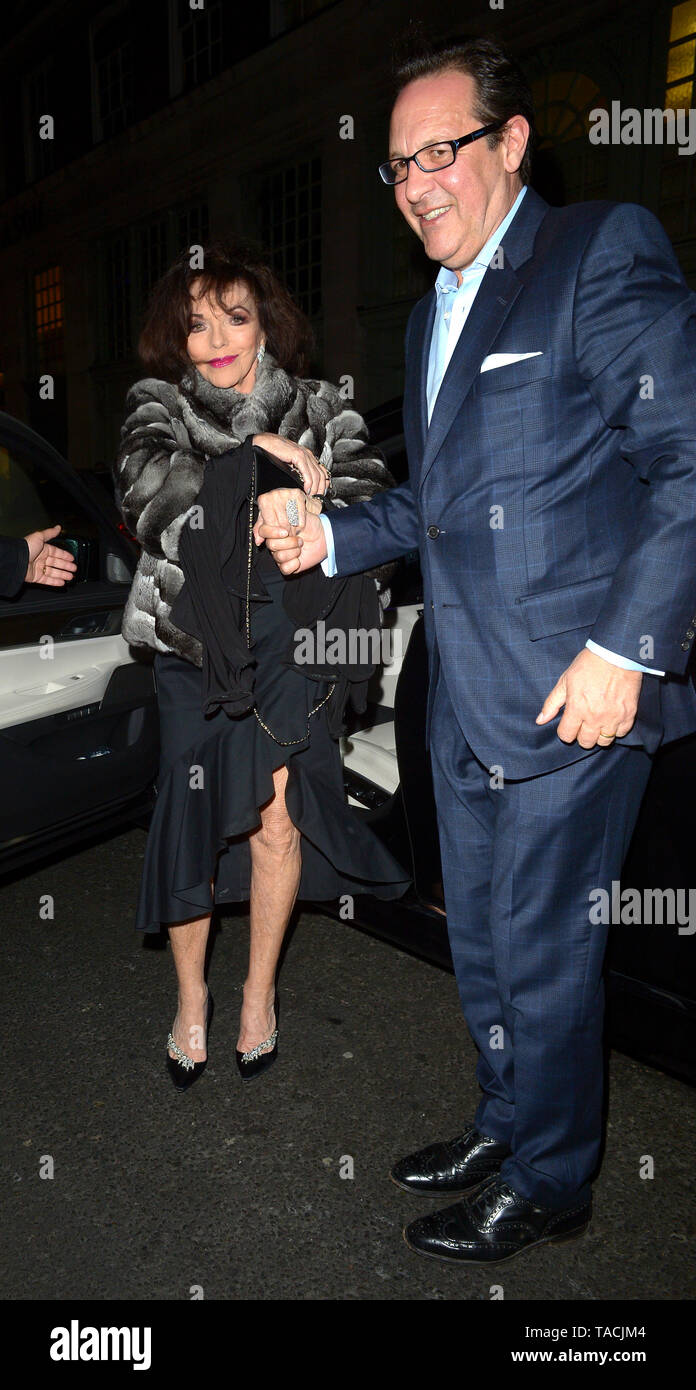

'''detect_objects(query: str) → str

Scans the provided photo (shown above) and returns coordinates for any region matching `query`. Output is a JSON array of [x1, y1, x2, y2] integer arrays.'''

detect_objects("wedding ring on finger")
[[285, 497, 300, 527]]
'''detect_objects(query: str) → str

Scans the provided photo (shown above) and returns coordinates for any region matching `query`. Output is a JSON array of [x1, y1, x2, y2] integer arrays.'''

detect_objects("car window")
[[0, 444, 99, 542], [0, 438, 130, 651]]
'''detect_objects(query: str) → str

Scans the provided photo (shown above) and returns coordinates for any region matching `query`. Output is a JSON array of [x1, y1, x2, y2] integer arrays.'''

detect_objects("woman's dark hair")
[[137, 238, 314, 381], [393, 34, 536, 185]]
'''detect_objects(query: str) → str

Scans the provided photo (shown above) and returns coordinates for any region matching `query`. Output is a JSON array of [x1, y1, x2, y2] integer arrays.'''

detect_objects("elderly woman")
[[114, 240, 408, 1090]]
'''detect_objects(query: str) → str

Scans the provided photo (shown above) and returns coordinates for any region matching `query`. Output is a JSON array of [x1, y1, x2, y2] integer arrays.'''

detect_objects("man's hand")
[[24, 526, 78, 587], [254, 489, 328, 575], [536, 647, 642, 749]]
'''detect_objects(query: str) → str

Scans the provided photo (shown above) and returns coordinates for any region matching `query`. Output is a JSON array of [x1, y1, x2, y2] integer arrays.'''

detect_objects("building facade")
[[0, 0, 694, 468]]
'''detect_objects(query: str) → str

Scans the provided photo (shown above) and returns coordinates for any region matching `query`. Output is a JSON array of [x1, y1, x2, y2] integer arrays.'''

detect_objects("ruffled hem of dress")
[[134, 716, 410, 932]]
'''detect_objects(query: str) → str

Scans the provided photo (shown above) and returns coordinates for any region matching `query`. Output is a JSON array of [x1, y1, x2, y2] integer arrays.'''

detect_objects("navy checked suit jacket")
[[330, 186, 696, 777]]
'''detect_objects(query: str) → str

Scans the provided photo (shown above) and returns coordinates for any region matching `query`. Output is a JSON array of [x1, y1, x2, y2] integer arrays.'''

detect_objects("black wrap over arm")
[[169, 454, 256, 716], [169, 440, 382, 735]]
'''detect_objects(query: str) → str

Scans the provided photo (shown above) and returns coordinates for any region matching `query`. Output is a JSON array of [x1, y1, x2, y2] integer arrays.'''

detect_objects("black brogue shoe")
[[390, 1126, 511, 1195], [403, 1176, 592, 1264]]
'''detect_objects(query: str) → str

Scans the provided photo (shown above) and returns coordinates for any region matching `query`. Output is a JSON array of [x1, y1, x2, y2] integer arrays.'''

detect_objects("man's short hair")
[[393, 35, 536, 185]]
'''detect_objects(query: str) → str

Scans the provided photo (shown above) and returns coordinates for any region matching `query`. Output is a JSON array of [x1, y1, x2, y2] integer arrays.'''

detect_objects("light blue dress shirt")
[[426, 186, 528, 421], [318, 187, 660, 676]]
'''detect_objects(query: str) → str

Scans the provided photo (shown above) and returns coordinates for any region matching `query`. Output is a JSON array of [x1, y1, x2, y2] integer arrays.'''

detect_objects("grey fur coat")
[[113, 354, 395, 665]]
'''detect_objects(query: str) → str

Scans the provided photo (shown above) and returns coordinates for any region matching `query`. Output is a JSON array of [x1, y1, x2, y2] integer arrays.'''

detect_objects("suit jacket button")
[[687, 629, 695, 639], [426, 525, 440, 539], [681, 640, 691, 651]]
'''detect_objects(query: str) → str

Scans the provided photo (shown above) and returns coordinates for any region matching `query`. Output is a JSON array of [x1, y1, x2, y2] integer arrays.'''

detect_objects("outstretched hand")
[[536, 647, 642, 749], [24, 526, 78, 587]]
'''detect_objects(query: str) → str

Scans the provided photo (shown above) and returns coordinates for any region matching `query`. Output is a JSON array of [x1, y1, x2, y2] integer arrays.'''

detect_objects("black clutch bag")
[[253, 444, 302, 494]]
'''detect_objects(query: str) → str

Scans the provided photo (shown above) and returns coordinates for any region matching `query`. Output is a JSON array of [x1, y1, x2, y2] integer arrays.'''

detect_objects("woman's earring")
[[257, 343, 266, 364]]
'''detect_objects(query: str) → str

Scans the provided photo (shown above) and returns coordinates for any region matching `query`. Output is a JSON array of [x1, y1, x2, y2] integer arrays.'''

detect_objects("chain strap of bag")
[[245, 449, 335, 746]]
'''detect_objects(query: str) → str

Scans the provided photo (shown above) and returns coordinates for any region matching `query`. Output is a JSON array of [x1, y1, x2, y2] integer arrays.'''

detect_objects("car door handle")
[[58, 611, 116, 638]]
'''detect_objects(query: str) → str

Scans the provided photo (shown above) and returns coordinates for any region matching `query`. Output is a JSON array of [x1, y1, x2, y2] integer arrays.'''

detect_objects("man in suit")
[[0, 525, 76, 596], [257, 37, 696, 1263]]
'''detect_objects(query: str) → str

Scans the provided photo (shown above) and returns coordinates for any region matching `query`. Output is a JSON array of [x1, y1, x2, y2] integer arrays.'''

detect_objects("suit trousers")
[[429, 665, 653, 1209]]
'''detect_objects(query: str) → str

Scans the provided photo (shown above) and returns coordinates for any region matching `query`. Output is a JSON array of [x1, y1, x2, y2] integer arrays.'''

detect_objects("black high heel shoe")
[[235, 995, 279, 1084], [166, 988, 214, 1093]]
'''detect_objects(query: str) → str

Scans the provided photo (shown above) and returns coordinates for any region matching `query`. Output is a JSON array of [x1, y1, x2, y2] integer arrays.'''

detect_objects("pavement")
[[3, 826, 695, 1302]]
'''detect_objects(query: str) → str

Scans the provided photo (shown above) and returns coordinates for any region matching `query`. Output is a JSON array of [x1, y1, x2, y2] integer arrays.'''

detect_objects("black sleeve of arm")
[[0, 535, 29, 597]]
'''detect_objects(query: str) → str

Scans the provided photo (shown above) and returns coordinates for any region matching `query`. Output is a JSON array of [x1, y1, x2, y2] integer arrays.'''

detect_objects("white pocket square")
[[480, 351, 543, 373]]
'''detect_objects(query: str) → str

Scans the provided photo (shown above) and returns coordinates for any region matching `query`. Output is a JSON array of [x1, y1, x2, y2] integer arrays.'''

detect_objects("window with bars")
[[94, 39, 134, 140], [33, 266, 64, 369], [23, 62, 55, 183], [259, 158, 322, 317], [99, 201, 209, 362], [665, 1, 696, 109], [270, 0, 334, 38], [176, 0, 224, 88]]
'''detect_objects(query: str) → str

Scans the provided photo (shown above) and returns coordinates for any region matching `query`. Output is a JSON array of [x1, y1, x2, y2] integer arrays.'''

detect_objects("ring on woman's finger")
[[285, 498, 300, 526]]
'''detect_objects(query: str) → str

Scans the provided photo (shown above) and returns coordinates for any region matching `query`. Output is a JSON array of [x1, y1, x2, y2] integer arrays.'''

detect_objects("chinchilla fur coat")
[[113, 353, 396, 666]]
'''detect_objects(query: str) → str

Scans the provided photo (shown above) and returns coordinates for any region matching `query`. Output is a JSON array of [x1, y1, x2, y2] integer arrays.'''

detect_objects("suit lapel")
[[415, 187, 551, 492], [403, 291, 435, 460], [418, 264, 523, 489]]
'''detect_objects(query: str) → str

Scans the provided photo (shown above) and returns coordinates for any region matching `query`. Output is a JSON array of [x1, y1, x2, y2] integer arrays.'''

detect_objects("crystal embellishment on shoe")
[[239, 1027, 278, 1063], [165, 989, 214, 1093], [166, 1032, 196, 1070], [236, 996, 279, 1082]]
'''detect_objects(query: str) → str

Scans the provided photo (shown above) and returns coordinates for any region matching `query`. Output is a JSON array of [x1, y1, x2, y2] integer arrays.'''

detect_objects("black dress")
[[134, 448, 410, 932]]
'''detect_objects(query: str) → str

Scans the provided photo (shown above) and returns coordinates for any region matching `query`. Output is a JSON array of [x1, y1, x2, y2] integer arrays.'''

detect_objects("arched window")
[[531, 71, 604, 144], [531, 72, 609, 204]]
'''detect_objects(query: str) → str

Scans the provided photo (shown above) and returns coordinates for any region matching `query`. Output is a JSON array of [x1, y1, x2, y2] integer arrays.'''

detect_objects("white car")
[[0, 412, 158, 872]]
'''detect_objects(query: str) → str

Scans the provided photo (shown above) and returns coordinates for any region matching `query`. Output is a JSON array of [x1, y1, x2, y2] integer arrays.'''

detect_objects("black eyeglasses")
[[378, 121, 506, 186]]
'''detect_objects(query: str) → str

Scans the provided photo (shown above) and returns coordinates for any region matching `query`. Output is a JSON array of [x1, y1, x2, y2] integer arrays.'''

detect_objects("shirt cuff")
[[318, 513, 337, 577], [585, 639, 664, 677]]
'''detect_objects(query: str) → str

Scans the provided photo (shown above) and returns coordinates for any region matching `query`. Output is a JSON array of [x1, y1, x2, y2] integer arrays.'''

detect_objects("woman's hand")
[[253, 489, 326, 574], [251, 433, 330, 496], [252, 488, 322, 543]]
